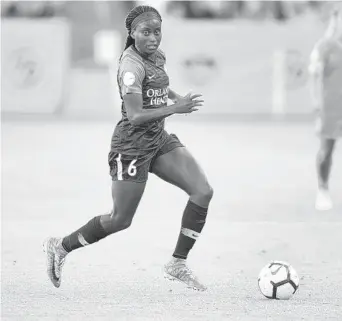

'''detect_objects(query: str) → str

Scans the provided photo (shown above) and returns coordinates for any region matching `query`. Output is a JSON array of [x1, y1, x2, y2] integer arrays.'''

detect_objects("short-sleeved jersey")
[[309, 38, 342, 115], [110, 45, 170, 159]]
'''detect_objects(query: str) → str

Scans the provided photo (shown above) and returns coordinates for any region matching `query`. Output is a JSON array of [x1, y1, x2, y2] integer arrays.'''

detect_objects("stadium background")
[[1, 1, 334, 119], [2, 1, 342, 321]]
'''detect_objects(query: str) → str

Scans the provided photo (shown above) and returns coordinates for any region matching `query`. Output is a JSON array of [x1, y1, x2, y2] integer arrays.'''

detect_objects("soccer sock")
[[61, 216, 110, 252], [317, 153, 332, 188], [173, 200, 208, 260]]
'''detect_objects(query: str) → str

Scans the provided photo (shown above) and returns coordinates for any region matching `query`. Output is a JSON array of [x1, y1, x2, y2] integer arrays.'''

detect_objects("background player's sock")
[[173, 200, 208, 259], [317, 149, 332, 189], [61, 216, 109, 252]]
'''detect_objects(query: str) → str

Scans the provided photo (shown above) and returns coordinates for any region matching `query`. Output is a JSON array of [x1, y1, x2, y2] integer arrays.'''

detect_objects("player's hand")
[[173, 92, 203, 114]]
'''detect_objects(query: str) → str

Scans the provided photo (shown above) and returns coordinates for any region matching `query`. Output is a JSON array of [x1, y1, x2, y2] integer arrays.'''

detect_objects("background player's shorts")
[[108, 133, 183, 183], [315, 114, 342, 139]]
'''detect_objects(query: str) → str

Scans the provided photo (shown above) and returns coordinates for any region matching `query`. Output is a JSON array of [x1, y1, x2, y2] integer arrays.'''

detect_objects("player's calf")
[[59, 209, 135, 254], [165, 185, 213, 289], [172, 199, 210, 260], [61, 215, 111, 253], [43, 212, 134, 288], [316, 139, 335, 210], [316, 138, 335, 188]]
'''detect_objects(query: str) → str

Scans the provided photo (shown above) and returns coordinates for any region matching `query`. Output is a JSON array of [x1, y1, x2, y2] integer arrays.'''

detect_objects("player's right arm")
[[308, 41, 326, 113], [119, 58, 202, 126]]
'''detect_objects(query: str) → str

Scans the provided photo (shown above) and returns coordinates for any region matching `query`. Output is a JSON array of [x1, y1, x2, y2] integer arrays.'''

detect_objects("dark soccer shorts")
[[108, 133, 184, 183]]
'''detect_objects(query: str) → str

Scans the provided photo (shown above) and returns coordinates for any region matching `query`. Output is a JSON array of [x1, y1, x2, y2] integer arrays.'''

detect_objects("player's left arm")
[[168, 88, 183, 103]]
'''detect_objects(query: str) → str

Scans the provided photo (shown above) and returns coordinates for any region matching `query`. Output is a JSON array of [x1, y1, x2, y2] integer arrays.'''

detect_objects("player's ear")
[[130, 29, 136, 39]]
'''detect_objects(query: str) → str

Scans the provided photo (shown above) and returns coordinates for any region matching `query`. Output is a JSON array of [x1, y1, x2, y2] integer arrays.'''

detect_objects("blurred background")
[[1, 0, 336, 121], [2, 4, 342, 319]]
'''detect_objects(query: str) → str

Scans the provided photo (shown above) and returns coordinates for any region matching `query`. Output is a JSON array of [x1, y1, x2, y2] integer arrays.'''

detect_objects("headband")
[[130, 11, 162, 31]]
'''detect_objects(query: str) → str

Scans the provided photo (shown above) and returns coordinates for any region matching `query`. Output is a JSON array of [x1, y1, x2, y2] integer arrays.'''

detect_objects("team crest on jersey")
[[123, 72, 136, 86]]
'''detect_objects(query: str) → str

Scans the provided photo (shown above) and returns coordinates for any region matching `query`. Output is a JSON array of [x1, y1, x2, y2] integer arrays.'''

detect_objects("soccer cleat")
[[315, 188, 333, 211], [164, 257, 207, 291], [43, 237, 68, 288]]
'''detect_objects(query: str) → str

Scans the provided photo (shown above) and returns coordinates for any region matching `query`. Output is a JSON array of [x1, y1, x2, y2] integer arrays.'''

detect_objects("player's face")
[[132, 19, 162, 55]]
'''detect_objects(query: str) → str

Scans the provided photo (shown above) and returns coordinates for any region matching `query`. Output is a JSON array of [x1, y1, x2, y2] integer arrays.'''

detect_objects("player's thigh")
[[100, 180, 146, 231], [151, 147, 212, 203], [111, 180, 146, 217]]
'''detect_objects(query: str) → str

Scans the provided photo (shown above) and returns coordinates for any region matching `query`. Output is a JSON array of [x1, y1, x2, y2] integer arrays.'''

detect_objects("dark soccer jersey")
[[110, 45, 170, 159]]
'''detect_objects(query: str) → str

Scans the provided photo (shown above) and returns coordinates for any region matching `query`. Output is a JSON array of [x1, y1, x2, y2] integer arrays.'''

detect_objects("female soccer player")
[[309, 7, 342, 211], [44, 5, 213, 291]]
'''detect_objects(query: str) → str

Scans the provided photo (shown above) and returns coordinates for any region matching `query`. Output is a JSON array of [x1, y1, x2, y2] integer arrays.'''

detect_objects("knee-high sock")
[[62, 216, 109, 252], [173, 200, 208, 260]]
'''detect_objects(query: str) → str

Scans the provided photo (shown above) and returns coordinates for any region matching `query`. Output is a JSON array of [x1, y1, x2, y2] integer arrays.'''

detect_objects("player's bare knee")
[[116, 218, 132, 231], [103, 211, 133, 234], [193, 183, 214, 204], [206, 184, 214, 201], [113, 214, 133, 232]]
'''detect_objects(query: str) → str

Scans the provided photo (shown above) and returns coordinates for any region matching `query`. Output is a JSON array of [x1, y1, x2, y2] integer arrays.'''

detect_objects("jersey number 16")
[[115, 154, 137, 180]]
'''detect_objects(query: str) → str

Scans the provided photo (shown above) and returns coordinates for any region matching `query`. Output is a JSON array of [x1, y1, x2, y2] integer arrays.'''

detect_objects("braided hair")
[[123, 5, 162, 51]]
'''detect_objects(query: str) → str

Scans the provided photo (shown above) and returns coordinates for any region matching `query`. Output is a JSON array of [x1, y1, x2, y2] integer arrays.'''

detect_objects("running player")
[[309, 6, 342, 211], [43, 5, 213, 291]]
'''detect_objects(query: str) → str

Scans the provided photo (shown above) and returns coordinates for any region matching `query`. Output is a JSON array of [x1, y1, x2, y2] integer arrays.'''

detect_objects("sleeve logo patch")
[[123, 72, 136, 86]]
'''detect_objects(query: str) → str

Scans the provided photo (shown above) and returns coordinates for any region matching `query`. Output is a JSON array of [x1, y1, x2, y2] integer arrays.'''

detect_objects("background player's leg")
[[151, 146, 213, 290], [44, 180, 146, 287], [316, 138, 335, 210], [317, 138, 335, 189]]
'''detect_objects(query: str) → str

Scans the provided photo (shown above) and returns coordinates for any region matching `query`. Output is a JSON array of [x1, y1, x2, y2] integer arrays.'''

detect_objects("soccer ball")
[[258, 261, 299, 300]]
